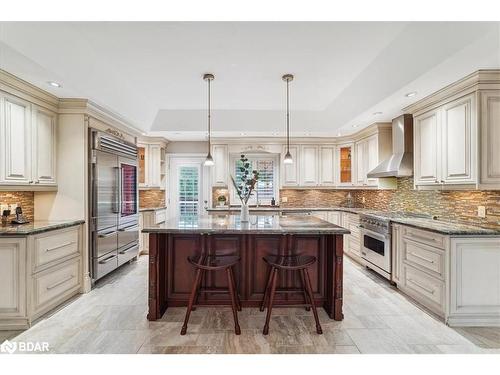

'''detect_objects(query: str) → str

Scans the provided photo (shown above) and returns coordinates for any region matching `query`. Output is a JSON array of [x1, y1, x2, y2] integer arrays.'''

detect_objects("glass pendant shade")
[[204, 152, 214, 166], [283, 151, 293, 164]]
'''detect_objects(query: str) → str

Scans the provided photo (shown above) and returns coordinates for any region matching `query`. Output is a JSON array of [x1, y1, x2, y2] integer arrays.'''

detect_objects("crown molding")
[[0, 69, 59, 112], [403, 69, 500, 115], [210, 122, 391, 145], [58, 98, 143, 137]]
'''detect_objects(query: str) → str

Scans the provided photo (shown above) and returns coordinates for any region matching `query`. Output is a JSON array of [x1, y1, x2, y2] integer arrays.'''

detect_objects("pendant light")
[[203, 73, 215, 166], [282, 74, 294, 164]]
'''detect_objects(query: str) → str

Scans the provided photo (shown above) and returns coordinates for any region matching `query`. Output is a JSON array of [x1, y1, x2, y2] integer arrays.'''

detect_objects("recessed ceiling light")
[[240, 132, 246, 136], [337, 132, 342, 137], [47, 81, 62, 88], [405, 91, 417, 98], [373, 111, 383, 115], [352, 124, 358, 128]]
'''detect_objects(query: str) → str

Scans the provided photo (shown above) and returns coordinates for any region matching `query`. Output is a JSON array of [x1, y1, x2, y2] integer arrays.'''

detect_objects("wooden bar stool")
[[180, 254, 242, 335], [260, 254, 322, 335]]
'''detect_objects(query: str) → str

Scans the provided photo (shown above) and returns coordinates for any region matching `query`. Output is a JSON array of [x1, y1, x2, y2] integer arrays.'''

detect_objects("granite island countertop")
[[142, 214, 350, 235], [0, 219, 85, 236]]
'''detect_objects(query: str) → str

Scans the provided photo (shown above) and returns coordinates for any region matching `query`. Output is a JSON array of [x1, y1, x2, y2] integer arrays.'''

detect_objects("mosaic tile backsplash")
[[0, 192, 35, 221], [139, 189, 166, 208]]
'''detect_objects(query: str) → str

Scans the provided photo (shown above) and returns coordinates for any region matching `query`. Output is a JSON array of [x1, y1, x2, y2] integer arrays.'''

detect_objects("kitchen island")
[[144, 214, 350, 322]]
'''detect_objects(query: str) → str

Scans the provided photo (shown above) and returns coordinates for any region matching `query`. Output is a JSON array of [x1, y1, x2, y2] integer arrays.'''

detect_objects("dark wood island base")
[[147, 226, 346, 322]]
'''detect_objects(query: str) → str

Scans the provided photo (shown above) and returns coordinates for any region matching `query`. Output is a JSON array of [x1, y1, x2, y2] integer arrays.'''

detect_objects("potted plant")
[[230, 154, 259, 222], [217, 195, 227, 207]]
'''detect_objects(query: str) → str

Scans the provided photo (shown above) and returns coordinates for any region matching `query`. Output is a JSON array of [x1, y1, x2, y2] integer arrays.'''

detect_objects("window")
[[230, 154, 279, 205], [178, 166, 199, 215]]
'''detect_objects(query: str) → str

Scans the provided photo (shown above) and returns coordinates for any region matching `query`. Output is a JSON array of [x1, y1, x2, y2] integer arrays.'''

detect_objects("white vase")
[[240, 203, 250, 222]]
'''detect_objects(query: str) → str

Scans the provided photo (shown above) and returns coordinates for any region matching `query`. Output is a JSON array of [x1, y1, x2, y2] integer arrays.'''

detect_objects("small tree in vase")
[[230, 154, 259, 222]]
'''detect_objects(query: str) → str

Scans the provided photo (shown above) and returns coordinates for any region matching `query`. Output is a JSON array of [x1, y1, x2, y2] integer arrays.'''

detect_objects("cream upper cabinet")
[[441, 94, 476, 185], [414, 94, 477, 187], [318, 145, 335, 186], [336, 143, 354, 187], [480, 91, 500, 188], [138, 141, 166, 190], [299, 145, 319, 186], [212, 144, 228, 187], [355, 141, 365, 185], [414, 108, 441, 186], [281, 145, 300, 187], [354, 135, 380, 187], [0, 94, 32, 185], [32, 105, 57, 185], [407, 70, 500, 190]]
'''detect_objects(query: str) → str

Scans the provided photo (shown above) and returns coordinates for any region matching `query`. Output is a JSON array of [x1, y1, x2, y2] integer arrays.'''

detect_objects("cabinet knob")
[[29, 180, 33, 184]]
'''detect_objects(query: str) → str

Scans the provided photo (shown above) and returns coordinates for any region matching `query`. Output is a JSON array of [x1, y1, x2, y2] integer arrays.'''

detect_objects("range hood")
[[367, 114, 414, 178]]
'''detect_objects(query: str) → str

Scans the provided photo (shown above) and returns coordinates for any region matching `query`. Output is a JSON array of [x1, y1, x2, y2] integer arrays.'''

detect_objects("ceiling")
[[0, 21, 499, 140]]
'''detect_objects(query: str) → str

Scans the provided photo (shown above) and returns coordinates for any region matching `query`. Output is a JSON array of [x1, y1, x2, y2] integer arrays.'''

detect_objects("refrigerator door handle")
[[112, 166, 120, 214]]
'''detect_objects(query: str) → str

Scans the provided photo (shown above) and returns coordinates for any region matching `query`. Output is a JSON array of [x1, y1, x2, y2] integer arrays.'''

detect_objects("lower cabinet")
[[0, 225, 83, 330], [342, 213, 363, 263], [392, 223, 500, 326], [448, 237, 500, 326], [139, 208, 167, 254]]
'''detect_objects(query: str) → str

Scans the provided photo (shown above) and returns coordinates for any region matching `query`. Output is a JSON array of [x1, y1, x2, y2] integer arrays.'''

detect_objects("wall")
[[278, 178, 500, 229], [352, 177, 500, 229], [166, 141, 208, 154], [0, 192, 35, 221], [139, 189, 166, 208]]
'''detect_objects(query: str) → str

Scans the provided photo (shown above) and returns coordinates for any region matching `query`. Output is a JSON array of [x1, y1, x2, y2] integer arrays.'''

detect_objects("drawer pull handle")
[[408, 234, 438, 243], [45, 241, 76, 252], [407, 278, 435, 294], [99, 254, 117, 264], [119, 225, 139, 232], [408, 252, 435, 264], [46, 275, 75, 290], [98, 231, 117, 238]]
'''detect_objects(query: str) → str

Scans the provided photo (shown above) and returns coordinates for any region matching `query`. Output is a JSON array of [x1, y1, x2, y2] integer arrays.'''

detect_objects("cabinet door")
[[337, 144, 354, 186], [319, 145, 335, 186], [366, 135, 379, 186], [480, 91, 500, 187], [414, 109, 441, 185], [32, 106, 57, 185], [281, 145, 299, 186], [212, 145, 228, 186], [355, 141, 365, 185], [327, 211, 342, 226], [0, 94, 32, 184], [299, 145, 319, 186], [0, 238, 27, 321], [441, 94, 476, 185], [148, 145, 162, 188], [137, 144, 148, 187]]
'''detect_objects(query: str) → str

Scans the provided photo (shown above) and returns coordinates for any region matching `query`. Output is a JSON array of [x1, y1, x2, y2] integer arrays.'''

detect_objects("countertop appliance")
[[367, 114, 414, 178], [89, 129, 139, 282]]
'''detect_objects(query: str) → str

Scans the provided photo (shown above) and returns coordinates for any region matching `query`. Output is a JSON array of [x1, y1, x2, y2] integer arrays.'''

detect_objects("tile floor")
[[2, 255, 500, 354]]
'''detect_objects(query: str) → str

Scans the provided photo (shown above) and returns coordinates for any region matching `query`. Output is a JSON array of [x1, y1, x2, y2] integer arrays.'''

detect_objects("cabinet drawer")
[[33, 227, 79, 270], [154, 209, 166, 224], [348, 222, 360, 240], [403, 226, 446, 250], [32, 258, 81, 315], [402, 238, 444, 278], [403, 265, 445, 315], [348, 237, 361, 257]]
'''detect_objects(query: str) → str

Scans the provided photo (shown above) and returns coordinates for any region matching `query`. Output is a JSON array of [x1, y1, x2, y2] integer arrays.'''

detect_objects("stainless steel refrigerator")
[[89, 129, 139, 282]]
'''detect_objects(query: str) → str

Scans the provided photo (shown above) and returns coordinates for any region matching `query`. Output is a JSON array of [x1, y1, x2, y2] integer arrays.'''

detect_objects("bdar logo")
[[0, 340, 17, 354]]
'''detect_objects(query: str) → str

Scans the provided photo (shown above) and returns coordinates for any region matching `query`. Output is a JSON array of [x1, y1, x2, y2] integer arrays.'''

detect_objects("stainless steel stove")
[[358, 211, 430, 280]]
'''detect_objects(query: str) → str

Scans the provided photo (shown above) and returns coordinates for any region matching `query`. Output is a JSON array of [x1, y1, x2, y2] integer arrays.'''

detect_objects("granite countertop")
[[0, 220, 85, 236], [206, 206, 500, 236], [139, 206, 167, 213], [142, 214, 350, 235], [366, 213, 500, 236]]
